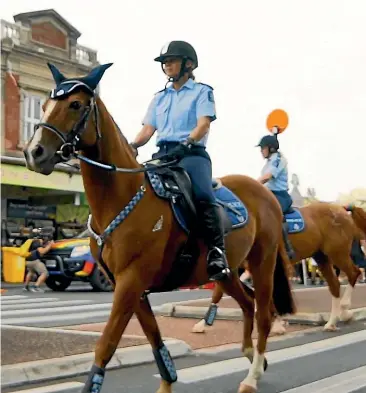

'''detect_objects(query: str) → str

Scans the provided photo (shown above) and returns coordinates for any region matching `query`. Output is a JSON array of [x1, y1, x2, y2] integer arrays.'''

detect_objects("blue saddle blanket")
[[285, 208, 305, 233], [172, 184, 249, 233]]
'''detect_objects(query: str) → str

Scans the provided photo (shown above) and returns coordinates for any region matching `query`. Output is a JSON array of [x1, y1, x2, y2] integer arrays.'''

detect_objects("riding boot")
[[198, 202, 231, 281], [282, 220, 295, 260]]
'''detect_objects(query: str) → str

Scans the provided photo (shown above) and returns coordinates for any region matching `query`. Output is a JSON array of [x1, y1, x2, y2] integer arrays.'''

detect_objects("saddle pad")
[[285, 208, 305, 233], [172, 185, 249, 233]]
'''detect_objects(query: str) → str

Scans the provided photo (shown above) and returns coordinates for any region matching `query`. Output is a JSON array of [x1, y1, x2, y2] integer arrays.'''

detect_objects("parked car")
[[41, 229, 112, 292]]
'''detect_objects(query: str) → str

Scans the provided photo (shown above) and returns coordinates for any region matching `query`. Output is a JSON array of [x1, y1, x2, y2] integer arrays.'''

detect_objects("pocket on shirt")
[[156, 104, 169, 130]]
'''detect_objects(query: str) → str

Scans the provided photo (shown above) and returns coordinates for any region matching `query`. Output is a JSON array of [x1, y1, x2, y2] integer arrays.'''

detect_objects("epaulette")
[[198, 82, 214, 90]]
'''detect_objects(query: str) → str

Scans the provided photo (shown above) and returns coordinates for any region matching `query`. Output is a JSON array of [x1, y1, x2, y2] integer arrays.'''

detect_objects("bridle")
[[33, 82, 176, 173], [34, 81, 100, 162]]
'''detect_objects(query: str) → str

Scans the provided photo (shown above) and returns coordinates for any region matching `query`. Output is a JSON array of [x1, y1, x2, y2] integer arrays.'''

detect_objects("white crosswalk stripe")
[[9, 381, 84, 393], [1, 299, 93, 311], [280, 365, 366, 393], [0, 294, 112, 327], [1, 295, 28, 301], [150, 330, 366, 392]]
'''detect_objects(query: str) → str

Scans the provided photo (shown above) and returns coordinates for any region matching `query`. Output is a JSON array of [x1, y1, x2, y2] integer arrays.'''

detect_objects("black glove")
[[166, 139, 194, 161]]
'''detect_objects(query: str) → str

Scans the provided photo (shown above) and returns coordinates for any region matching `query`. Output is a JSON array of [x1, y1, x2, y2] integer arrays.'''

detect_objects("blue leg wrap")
[[204, 303, 218, 326], [82, 364, 105, 393], [153, 343, 177, 383]]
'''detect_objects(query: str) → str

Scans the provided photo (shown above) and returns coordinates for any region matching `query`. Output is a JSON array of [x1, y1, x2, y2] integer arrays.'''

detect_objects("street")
[[3, 321, 366, 393], [2, 284, 366, 392]]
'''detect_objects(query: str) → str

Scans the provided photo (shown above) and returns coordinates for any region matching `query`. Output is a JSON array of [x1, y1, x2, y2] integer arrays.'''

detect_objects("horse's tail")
[[272, 240, 297, 316], [344, 205, 366, 238]]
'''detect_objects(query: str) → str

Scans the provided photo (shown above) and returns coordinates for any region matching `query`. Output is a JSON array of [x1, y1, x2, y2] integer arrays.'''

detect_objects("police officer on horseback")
[[257, 128, 296, 259], [130, 40, 230, 281]]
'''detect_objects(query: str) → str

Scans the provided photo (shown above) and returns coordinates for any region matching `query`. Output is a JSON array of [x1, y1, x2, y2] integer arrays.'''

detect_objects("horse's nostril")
[[32, 144, 44, 159]]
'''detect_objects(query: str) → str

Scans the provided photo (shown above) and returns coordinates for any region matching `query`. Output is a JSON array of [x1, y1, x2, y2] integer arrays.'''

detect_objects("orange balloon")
[[266, 109, 289, 134]]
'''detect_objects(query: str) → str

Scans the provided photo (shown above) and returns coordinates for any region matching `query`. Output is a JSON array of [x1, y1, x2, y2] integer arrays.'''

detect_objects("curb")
[[154, 304, 366, 326], [1, 338, 192, 389]]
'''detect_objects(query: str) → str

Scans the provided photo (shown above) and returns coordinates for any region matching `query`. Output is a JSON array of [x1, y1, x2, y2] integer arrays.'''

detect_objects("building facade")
[[1, 9, 99, 236]]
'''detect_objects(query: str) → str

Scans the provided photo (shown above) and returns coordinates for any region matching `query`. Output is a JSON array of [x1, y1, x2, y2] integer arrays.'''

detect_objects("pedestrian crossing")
[[0, 294, 112, 327]]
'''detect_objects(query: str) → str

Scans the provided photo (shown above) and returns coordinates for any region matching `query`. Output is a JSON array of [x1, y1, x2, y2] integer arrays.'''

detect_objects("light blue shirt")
[[142, 78, 216, 146], [261, 152, 289, 191]]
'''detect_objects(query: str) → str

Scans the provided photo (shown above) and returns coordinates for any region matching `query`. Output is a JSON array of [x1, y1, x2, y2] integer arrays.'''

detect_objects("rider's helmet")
[[154, 41, 198, 81], [256, 135, 279, 153]]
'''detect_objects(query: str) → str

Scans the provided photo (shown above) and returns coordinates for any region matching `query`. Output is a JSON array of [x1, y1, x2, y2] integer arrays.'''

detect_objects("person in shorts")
[[23, 237, 54, 293]]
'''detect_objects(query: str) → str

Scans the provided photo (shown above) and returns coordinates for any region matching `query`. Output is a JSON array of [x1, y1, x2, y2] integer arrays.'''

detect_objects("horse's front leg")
[[82, 266, 142, 393], [135, 293, 177, 393]]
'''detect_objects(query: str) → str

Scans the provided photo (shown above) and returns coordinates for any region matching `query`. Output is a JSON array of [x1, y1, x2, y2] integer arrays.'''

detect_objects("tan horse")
[[23, 63, 296, 393], [192, 203, 365, 334]]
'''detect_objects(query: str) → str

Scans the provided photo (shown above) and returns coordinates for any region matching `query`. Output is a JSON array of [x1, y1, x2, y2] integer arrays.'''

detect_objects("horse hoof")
[[323, 324, 339, 332], [340, 309, 353, 322], [271, 324, 286, 335], [192, 319, 206, 333], [238, 382, 257, 393], [264, 357, 268, 372], [156, 380, 172, 393]]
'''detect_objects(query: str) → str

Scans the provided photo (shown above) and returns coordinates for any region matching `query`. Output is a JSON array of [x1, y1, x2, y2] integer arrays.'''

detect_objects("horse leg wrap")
[[204, 303, 218, 326], [82, 364, 105, 393], [153, 343, 178, 383]]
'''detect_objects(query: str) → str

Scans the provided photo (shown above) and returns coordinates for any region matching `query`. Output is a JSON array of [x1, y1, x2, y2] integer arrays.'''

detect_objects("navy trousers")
[[152, 143, 216, 204], [271, 190, 293, 214]]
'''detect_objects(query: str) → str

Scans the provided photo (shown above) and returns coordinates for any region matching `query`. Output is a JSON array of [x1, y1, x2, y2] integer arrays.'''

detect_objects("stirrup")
[[207, 247, 231, 281]]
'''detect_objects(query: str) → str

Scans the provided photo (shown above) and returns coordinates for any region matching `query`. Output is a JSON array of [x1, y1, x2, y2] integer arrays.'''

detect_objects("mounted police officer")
[[130, 40, 230, 281], [257, 127, 296, 259]]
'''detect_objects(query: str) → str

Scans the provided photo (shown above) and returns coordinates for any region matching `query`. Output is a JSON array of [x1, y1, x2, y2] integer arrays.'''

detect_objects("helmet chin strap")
[[162, 58, 189, 85]]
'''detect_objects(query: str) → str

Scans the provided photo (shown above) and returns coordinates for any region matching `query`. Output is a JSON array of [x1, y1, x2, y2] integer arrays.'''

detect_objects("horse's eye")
[[70, 101, 82, 110]]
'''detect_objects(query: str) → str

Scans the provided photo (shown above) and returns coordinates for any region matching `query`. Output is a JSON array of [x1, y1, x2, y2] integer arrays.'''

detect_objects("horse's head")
[[23, 62, 113, 175]]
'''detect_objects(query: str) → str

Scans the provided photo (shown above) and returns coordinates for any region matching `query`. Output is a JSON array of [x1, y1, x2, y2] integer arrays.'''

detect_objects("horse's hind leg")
[[219, 274, 256, 362], [333, 253, 361, 322], [238, 254, 276, 393], [82, 269, 141, 393], [135, 293, 177, 393], [314, 253, 342, 331], [192, 283, 224, 333]]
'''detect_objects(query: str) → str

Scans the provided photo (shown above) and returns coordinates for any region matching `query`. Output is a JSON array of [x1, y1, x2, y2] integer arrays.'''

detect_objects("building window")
[[22, 93, 46, 144]]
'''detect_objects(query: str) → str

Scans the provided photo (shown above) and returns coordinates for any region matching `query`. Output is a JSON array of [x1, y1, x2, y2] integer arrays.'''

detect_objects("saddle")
[[144, 163, 249, 293]]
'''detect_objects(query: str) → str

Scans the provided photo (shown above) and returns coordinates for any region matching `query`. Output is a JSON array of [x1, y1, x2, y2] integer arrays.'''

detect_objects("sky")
[[2, 0, 365, 201]]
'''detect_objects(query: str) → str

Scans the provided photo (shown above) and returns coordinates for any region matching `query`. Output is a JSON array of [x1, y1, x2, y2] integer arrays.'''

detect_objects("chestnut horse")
[[192, 204, 365, 334], [23, 63, 296, 393]]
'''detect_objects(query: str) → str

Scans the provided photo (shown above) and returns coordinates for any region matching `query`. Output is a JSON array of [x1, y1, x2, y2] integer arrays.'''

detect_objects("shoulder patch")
[[273, 155, 280, 168], [198, 82, 214, 90], [208, 90, 215, 103]]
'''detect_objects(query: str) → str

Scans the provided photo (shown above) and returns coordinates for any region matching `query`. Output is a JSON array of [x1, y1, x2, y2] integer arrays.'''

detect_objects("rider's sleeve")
[[196, 86, 217, 122], [269, 156, 285, 178], [142, 96, 157, 128]]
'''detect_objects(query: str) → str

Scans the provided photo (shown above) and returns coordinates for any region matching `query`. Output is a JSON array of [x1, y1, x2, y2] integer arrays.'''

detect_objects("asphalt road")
[[4, 321, 366, 393]]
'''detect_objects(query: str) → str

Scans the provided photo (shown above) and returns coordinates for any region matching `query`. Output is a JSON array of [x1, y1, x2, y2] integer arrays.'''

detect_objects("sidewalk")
[[64, 316, 312, 350], [1, 326, 148, 365], [155, 284, 366, 325], [1, 325, 191, 388]]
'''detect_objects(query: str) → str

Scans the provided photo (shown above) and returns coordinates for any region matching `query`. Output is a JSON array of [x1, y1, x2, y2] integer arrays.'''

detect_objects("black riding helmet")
[[155, 41, 198, 82], [257, 135, 279, 153]]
